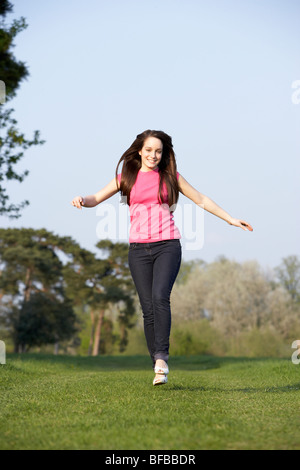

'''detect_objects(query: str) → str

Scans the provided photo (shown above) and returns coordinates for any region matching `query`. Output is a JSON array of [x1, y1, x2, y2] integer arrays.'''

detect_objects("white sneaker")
[[154, 360, 169, 375], [153, 374, 168, 386]]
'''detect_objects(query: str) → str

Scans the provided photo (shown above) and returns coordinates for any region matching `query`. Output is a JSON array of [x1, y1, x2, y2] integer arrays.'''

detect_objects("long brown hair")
[[115, 130, 179, 208]]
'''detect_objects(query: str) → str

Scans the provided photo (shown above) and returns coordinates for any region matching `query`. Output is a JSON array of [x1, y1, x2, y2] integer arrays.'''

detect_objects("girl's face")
[[139, 137, 163, 172]]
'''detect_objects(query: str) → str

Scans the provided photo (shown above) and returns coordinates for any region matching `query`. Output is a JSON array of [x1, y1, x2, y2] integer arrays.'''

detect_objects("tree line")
[[1, 227, 299, 357], [169, 254, 300, 357]]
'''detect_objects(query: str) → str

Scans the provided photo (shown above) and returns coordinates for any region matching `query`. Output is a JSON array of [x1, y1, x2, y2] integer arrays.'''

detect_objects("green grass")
[[0, 354, 299, 450]]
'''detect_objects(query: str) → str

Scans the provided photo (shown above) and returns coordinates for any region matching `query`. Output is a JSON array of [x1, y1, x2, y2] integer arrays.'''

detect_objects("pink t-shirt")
[[117, 168, 181, 243]]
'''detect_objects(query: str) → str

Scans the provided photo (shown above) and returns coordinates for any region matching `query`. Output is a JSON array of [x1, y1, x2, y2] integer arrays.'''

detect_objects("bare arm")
[[71, 176, 120, 209], [178, 174, 253, 231]]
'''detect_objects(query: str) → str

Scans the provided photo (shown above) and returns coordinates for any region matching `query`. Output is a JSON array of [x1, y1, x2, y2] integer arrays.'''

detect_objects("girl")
[[71, 129, 253, 386]]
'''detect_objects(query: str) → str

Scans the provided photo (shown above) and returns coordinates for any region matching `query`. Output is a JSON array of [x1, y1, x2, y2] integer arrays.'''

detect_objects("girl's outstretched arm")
[[71, 176, 120, 209], [178, 174, 253, 232]]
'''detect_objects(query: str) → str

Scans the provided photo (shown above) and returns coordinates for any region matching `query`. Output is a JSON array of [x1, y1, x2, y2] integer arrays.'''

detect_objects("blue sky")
[[2, 0, 300, 270]]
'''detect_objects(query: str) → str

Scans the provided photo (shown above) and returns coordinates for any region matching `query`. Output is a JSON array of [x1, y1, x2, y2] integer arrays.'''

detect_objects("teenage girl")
[[71, 129, 253, 386]]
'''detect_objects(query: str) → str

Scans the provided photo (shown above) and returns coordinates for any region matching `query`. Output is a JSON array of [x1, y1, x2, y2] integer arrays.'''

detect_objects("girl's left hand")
[[229, 218, 253, 231]]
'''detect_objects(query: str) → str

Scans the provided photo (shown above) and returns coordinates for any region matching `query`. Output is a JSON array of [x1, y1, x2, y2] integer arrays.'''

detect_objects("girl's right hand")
[[71, 196, 84, 209]]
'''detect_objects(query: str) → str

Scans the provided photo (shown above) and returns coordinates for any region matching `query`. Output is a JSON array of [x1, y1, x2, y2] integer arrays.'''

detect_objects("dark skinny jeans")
[[128, 239, 182, 367]]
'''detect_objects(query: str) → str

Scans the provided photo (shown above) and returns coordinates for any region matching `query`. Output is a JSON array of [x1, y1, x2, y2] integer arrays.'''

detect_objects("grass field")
[[0, 354, 299, 450]]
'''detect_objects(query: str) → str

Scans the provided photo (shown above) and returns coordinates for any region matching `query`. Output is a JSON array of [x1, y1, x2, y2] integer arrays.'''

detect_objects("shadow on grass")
[[165, 382, 300, 393], [6, 352, 290, 372], [4, 354, 298, 394]]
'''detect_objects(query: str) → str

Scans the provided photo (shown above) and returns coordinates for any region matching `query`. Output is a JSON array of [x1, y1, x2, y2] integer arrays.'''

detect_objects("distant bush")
[[226, 327, 290, 358], [170, 323, 291, 359], [170, 319, 224, 356]]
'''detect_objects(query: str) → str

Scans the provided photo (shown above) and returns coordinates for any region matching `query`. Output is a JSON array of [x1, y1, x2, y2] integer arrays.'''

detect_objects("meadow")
[[0, 354, 299, 450]]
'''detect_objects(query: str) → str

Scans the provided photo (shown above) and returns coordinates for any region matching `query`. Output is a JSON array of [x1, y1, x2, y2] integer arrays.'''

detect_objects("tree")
[[172, 258, 277, 336], [61, 239, 137, 355], [0, 228, 78, 352], [170, 255, 300, 357], [95, 240, 137, 354], [62, 244, 114, 355], [15, 293, 77, 353], [171, 263, 208, 321], [275, 255, 300, 303], [0, 1, 45, 218]]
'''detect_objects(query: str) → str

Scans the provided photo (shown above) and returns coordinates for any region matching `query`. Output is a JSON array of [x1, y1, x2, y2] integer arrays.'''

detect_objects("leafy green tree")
[[60, 239, 137, 355], [0, 1, 45, 218], [62, 245, 114, 355], [0, 228, 63, 301], [15, 293, 77, 353], [96, 240, 137, 353]]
